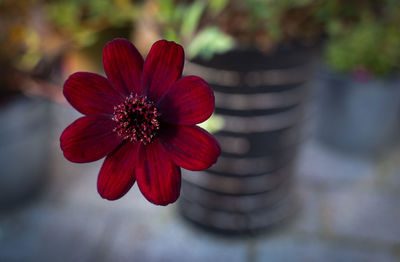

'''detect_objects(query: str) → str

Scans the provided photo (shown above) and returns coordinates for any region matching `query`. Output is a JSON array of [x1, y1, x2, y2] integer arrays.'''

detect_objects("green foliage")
[[325, 21, 400, 76], [152, 0, 321, 58], [208, 0, 228, 16], [180, 1, 206, 40], [153, 0, 234, 59], [187, 27, 234, 60], [322, 0, 400, 76], [0, 0, 140, 84], [45, 0, 138, 47]]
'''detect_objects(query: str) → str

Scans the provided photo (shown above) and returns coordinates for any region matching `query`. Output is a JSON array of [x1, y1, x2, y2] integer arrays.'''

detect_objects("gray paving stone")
[[0, 215, 43, 262], [105, 208, 249, 262], [0, 204, 110, 262], [290, 183, 323, 234], [297, 140, 375, 188], [255, 234, 396, 262], [374, 148, 400, 194], [322, 188, 400, 244]]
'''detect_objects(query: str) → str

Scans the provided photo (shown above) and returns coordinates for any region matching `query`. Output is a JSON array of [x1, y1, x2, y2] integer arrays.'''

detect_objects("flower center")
[[112, 94, 160, 144]]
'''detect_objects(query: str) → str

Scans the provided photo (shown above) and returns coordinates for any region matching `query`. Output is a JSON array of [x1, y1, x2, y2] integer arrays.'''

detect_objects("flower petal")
[[142, 40, 184, 103], [159, 125, 221, 171], [63, 72, 123, 115], [157, 76, 215, 125], [97, 142, 138, 200], [103, 38, 144, 96], [60, 115, 123, 163], [136, 139, 181, 205]]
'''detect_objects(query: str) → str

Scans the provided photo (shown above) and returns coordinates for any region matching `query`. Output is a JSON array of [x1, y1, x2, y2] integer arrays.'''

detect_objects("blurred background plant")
[[43, 0, 140, 75], [0, 0, 35, 97], [45, 0, 138, 48], [142, 0, 400, 76], [0, 0, 140, 99], [318, 0, 400, 78], [2, 0, 400, 81], [140, 0, 324, 59], [136, 0, 234, 59]]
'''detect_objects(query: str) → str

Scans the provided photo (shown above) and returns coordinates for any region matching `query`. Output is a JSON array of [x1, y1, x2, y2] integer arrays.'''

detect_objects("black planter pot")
[[179, 45, 316, 234], [315, 68, 400, 154], [0, 95, 51, 209]]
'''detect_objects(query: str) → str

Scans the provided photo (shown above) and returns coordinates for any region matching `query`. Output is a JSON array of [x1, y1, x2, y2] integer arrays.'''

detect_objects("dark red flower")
[[60, 39, 220, 205]]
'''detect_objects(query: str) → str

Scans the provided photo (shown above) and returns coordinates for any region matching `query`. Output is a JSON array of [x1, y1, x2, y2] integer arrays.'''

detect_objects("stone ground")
[[1, 102, 400, 262]]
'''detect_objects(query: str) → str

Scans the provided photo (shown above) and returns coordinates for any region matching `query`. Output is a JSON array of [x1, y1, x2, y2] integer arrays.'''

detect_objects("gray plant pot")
[[0, 95, 51, 209], [179, 46, 317, 234], [315, 69, 400, 154]]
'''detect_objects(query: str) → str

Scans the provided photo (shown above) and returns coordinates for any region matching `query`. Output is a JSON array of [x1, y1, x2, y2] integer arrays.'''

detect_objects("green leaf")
[[198, 114, 224, 134], [208, 0, 229, 16], [187, 26, 234, 59], [164, 27, 179, 42], [180, 1, 206, 40]]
